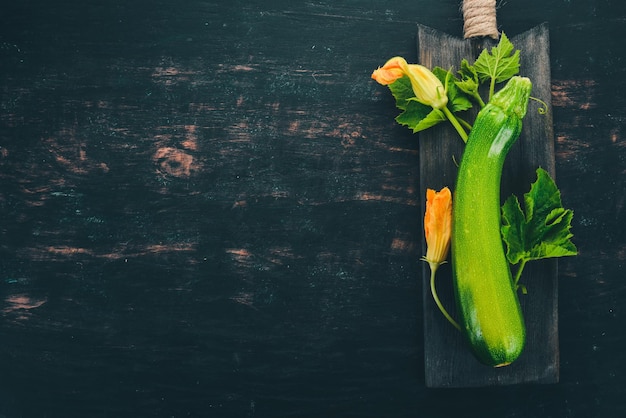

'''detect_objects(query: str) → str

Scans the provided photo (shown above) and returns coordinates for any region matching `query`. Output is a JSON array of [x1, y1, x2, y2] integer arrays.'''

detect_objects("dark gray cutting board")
[[417, 23, 559, 387]]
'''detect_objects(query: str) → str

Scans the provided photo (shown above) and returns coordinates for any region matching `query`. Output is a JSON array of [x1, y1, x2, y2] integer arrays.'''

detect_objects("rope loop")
[[462, 0, 499, 39]]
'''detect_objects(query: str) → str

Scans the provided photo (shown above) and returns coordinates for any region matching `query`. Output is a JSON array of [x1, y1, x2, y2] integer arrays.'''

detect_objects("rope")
[[462, 0, 499, 39]]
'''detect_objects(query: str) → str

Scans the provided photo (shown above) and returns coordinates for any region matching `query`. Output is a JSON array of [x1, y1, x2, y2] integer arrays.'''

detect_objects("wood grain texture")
[[0, 0, 625, 416], [0, 2, 425, 416], [418, 23, 559, 387]]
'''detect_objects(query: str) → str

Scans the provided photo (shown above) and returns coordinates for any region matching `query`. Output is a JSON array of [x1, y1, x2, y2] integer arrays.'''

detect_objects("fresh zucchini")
[[452, 76, 532, 367]]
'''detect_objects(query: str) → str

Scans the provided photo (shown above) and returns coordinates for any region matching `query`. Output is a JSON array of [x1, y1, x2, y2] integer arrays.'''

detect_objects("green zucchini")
[[452, 76, 532, 367]]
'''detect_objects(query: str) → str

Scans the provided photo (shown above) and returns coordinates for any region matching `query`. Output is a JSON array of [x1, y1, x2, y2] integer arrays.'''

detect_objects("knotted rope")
[[462, 0, 499, 39]]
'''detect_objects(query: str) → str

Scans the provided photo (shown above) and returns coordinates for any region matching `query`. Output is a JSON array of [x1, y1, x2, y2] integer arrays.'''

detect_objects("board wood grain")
[[418, 23, 559, 387]]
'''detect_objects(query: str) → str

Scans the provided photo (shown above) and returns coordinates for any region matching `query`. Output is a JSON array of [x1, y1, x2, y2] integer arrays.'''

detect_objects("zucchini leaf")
[[388, 76, 414, 110], [472, 32, 520, 84], [432, 67, 473, 113], [387, 69, 472, 133], [388, 76, 443, 132], [501, 168, 577, 265], [396, 106, 445, 133], [455, 59, 484, 106]]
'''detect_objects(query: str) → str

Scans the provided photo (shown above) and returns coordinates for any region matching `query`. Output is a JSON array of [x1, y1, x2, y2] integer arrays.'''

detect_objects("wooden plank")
[[418, 23, 559, 387]]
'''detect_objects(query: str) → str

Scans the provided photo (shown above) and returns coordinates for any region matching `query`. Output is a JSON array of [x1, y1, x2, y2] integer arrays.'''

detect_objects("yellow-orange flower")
[[371, 56, 405, 85], [372, 56, 448, 109], [423, 187, 452, 271]]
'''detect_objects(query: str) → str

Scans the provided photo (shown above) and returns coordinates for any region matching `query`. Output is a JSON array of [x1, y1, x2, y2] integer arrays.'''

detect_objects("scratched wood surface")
[[0, 0, 625, 417], [418, 23, 559, 387]]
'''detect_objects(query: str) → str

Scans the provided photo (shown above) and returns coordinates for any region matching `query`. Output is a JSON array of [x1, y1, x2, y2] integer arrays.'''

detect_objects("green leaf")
[[432, 67, 473, 113], [388, 76, 415, 110], [455, 58, 485, 107], [456, 59, 480, 95], [387, 72, 460, 133], [387, 76, 442, 132], [455, 78, 479, 99], [473, 32, 520, 85], [396, 104, 445, 133], [501, 168, 577, 266], [501, 195, 527, 265]]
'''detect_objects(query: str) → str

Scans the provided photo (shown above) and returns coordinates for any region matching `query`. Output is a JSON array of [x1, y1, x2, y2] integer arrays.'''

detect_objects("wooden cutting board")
[[417, 22, 559, 387]]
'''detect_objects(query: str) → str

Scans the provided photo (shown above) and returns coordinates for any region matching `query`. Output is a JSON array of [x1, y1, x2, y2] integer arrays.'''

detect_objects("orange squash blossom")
[[371, 56, 448, 110], [423, 187, 452, 272]]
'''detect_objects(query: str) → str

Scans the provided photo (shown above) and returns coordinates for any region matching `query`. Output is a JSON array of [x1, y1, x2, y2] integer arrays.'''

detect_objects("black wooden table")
[[0, 0, 624, 417]]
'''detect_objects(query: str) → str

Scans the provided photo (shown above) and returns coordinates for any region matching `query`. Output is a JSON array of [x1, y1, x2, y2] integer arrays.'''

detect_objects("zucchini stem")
[[489, 77, 497, 101], [456, 116, 473, 132], [513, 258, 528, 292], [472, 91, 486, 108], [442, 106, 469, 143], [429, 264, 461, 331]]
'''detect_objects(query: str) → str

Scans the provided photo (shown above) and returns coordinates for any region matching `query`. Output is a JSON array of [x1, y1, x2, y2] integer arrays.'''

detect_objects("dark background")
[[0, 0, 624, 417]]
